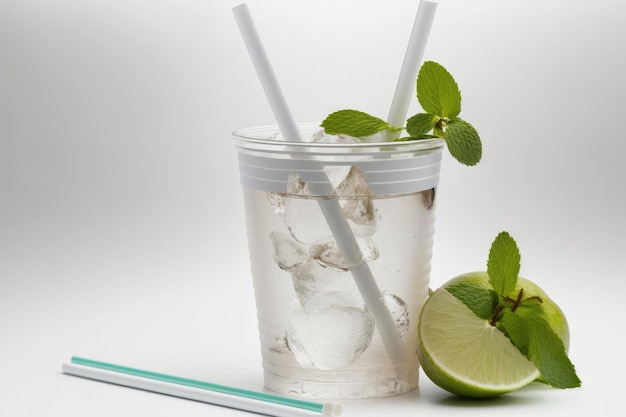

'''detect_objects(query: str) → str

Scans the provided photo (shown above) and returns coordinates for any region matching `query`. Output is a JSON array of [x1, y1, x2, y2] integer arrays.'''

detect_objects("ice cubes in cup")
[[287, 291, 374, 370], [336, 166, 377, 238], [309, 238, 379, 271], [270, 231, 308, 272], [381, 291, 410, 337], [266, 166, 414, 371]]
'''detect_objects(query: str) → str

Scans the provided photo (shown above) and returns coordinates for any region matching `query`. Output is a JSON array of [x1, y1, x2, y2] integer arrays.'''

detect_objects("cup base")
[[263, 369, 419, 400]]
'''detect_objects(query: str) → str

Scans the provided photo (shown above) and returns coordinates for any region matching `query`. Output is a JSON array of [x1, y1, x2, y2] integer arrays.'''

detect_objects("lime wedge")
[[418, 284, 539, 398]]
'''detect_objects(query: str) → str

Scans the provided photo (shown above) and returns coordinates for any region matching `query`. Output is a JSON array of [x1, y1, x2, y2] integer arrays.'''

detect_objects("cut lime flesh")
[[418, 287, 539, 398]]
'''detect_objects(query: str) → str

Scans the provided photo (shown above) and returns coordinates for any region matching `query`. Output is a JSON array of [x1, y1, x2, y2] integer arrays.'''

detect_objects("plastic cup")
[[233, 123, 445, 399]]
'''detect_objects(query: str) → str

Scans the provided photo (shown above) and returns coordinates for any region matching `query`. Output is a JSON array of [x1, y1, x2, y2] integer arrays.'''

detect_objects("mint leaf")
[[406, 113, 438, 137], [497, 310, 531, 356], [446, 282, 498, 320], [321, 109, 391, 137], [487, 231, 521, 297], [417, 61, 462, 119], [501, 307, 581, 389], [443, 119, 482, 166], [526, 314, 581, 389]]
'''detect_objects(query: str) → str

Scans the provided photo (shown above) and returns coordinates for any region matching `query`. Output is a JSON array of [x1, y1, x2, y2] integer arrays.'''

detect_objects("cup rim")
[[232, 122, 445, 151]]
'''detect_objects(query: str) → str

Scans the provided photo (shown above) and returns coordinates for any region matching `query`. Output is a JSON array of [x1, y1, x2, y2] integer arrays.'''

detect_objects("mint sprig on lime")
[[321, 61, 482, 166], [486, 232, 581, 389], [417, 231, 581, 398]]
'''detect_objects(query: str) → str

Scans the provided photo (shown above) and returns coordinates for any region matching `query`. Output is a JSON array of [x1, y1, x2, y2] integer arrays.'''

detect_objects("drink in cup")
[[233, 123, 445, 399]]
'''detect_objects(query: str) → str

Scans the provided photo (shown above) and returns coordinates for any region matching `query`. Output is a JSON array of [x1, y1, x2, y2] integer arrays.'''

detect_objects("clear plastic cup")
[[233, 123, 445, 399]]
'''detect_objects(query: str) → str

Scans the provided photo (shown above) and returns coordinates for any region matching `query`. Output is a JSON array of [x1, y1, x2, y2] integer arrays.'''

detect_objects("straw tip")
[[322, 402, 343, 416], [232, 3, 248, 12]]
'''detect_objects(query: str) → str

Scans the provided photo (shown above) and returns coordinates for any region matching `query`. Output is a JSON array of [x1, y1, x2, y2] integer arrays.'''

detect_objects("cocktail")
[[234, 124, 444, 398], [231, 0, 478, 400]]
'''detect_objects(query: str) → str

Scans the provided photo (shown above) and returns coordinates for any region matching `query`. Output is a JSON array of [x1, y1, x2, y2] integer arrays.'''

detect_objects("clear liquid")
[[243, 187, 436, 399]]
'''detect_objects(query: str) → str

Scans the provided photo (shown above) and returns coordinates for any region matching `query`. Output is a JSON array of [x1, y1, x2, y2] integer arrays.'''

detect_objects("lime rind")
[[418, 287, 539, 398]]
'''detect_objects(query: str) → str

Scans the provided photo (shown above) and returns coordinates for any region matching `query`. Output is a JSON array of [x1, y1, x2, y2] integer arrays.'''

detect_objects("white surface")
[[1, 0, 625, 416]]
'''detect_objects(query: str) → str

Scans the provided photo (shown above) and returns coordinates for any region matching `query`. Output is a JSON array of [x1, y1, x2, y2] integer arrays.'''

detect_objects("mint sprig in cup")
[[321, 61, 482, 166]]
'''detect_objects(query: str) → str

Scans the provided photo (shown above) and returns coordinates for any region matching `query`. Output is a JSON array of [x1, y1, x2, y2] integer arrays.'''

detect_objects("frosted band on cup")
[[236, 152, 441, 195], [233, 125, 445, 195]]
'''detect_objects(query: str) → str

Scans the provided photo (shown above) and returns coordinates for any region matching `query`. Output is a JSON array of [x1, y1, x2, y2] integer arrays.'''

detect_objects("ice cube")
[[309, 240, 349, 271], [302, 290, 365, 312], [309, 238, 379, 271], [265, 192, 286, 215], [310, 127, 329, 143], [312, 127, 388, 144], [287, 292, 374, 370], [324, 165, 352, 190], [273, 333, 291, 353], [283, 173, 332, 244], [311, 128, 360, 144], [336, 166, 376, 237], [381, 291, 410, 337], [290, 258, 348, 305], [270, 231, 309, 272], [357, 130, 390, 143]]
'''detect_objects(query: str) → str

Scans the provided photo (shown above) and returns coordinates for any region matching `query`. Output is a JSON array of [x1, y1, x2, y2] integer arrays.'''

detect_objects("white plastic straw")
[[387, 0, 438, 128], [232, 3, 302, 143], [232, 3, 408, 367], [63, 357, 342, 417]]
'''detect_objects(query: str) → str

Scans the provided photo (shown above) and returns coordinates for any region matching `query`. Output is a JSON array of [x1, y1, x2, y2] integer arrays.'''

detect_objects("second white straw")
[[387, 0, 438, 128]]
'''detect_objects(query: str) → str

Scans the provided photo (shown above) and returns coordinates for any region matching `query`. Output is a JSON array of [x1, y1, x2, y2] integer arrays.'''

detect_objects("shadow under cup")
[[233, 124, 445, 399]]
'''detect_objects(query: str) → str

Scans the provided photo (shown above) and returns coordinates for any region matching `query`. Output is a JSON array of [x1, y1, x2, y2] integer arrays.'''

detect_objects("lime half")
[[417, 283, 539, 398]]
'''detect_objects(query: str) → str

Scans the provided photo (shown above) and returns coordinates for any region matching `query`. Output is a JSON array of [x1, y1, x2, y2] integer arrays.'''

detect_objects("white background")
[[1, 0, 625, 415]]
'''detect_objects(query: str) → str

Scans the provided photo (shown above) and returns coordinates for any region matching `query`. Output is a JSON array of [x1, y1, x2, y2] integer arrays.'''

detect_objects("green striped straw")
[[63, 357, 341, 417]]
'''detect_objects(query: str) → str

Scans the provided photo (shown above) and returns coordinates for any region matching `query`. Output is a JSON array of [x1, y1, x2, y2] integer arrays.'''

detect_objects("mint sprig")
[[451, 231, 582, 389], [320, 61, 482, 166]]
